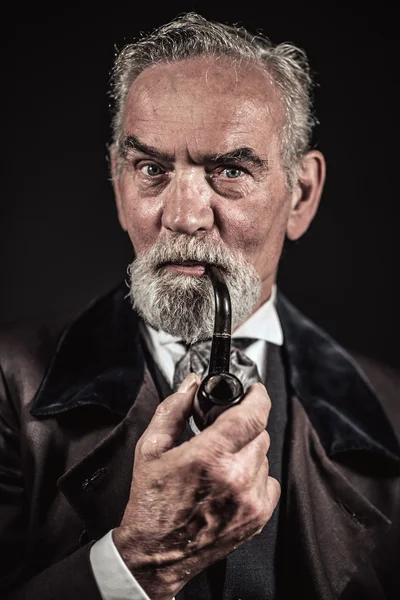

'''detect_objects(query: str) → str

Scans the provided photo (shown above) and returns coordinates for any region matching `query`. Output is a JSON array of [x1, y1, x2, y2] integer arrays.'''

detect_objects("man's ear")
[[286, 150, 326, 240], [110, 144, 128, 232]]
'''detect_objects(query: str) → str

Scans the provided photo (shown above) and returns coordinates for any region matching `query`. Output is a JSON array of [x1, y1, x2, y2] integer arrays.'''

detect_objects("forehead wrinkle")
[[124, 79, 169, 125], [123, 60, 285, 166], [126, 65, 282, 132]]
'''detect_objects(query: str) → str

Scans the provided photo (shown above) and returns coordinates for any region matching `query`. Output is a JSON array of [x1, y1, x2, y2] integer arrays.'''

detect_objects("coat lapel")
[[282, 396, 396, 600], [57, 368, 160, 541]]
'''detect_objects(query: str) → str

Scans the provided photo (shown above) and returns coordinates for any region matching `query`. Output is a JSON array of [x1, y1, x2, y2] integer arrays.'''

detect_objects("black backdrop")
[[1, 2, 399, 369]]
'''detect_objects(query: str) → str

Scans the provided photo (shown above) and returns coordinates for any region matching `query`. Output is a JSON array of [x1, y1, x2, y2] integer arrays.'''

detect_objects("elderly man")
[[1, 12, 399, 600]]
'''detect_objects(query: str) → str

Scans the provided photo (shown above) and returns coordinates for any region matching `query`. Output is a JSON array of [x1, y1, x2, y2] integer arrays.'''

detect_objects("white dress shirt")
[[90, 287, 283, 599]]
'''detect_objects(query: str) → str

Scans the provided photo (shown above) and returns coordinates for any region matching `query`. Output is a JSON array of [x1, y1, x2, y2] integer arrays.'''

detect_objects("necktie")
[[172, 338, 261, 393]]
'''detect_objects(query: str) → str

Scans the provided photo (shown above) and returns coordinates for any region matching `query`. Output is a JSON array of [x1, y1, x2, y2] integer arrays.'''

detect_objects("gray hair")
[[110, 12, 317, 186]]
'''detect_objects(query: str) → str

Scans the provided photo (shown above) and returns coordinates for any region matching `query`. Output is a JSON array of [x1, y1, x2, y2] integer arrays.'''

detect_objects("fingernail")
[[178, 373, 197, 392]]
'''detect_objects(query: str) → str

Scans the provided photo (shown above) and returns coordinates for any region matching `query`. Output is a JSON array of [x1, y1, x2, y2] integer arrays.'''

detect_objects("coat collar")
[[30, 281, 400, 467], [30, 282, 145, 418], [275, 293, 400, 466]]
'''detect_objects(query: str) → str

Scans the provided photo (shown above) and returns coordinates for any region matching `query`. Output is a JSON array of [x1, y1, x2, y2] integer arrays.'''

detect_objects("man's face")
[[113, 57, 298, 336]]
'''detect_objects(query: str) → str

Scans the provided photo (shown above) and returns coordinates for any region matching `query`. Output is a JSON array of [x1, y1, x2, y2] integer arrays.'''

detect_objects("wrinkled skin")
[[112, 57, 325, 315], [113, 375, 279, 599], [111, 57, 325, 599]]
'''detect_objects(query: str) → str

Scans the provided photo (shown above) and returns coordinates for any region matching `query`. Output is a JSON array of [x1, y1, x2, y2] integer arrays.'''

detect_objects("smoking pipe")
[[189, 265, 244, 434]]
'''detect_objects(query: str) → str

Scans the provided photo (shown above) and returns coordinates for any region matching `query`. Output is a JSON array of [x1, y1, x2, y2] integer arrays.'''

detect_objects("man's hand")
[[112, 373, 280, 600]]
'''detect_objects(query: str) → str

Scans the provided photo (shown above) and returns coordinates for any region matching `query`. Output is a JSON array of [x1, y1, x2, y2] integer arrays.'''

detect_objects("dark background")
[[1, 2, 399, 368]]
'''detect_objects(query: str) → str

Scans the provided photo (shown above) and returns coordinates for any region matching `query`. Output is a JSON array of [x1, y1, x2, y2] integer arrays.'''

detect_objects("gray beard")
[[128, 235, 261, 343]]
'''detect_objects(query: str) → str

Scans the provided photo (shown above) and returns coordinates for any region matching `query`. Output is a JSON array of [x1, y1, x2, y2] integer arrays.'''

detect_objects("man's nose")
[[161, 171, 214, 235]]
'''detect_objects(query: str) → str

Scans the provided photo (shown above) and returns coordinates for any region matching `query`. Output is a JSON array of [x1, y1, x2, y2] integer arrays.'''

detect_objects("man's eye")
[[221, 167, 245, 179], [141, 164, 165, 177]]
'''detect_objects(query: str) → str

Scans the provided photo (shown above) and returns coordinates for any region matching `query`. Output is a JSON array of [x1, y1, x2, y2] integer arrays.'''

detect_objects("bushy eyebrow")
[[121, 135, 175, 162], [205, 148, 268, 170], [120, 135, 268, 170]]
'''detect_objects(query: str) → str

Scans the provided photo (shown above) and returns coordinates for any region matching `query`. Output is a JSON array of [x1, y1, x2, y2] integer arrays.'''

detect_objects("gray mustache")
[[145, 240, 232, 268]]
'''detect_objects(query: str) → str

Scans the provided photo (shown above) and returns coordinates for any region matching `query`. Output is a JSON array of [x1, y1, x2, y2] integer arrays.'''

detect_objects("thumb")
[[138, 373, 200, 459]]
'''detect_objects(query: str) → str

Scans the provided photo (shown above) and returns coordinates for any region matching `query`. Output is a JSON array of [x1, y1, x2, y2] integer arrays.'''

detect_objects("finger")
[[256, 460, 281, 510], [200, 382, 271, 453], [250, 470, 281, 535], [265, 476, 281, 512], [138, 373, 200, 458], [235, 429, 270, 480]]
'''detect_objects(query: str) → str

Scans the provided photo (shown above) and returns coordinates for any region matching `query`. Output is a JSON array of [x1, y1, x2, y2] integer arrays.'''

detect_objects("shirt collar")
[[232, 284, 283, 345]]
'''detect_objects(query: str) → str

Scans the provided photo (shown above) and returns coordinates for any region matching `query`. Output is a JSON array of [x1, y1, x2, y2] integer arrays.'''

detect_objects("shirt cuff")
[[90, 530, 152, 600]]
